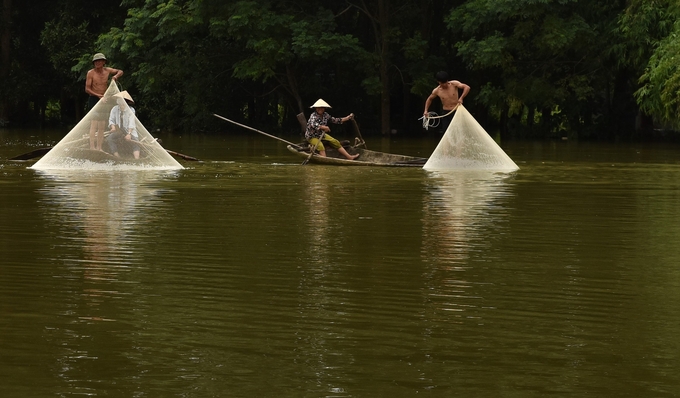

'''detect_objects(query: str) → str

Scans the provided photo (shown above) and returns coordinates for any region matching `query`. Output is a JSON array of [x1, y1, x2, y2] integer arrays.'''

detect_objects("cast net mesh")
[[423, 105, 518, 171], [31, 80, 183, 170]]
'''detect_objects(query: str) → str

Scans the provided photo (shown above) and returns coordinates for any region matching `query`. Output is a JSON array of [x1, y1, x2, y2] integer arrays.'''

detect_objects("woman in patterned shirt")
[[305, 99, 360, 160]]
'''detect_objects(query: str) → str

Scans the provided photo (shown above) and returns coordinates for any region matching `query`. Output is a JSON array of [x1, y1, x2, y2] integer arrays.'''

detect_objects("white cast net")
[[423, 105, 519, 171], [32, 80, 183, 171]]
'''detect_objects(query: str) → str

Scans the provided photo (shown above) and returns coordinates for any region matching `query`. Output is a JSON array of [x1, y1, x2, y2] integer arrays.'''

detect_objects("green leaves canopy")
[[447, 0, 623, 135], [4, 0, 680, 136], [620, 0, 680, 129]]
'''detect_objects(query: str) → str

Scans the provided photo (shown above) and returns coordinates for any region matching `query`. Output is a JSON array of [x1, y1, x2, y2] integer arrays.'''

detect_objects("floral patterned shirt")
[[305, 111, 342, 140]]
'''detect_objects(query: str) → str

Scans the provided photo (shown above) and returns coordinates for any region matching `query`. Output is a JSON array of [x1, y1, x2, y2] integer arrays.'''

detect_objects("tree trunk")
[[500, 104, 509, 141], [527, 106, 535, 130], [378, 0, 390, 135], [0, 0, 12, 123], [358, 0, 391, 135], [284, 64, 304, 115]]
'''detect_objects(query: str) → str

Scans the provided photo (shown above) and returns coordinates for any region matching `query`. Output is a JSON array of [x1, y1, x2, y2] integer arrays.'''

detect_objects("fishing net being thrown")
[[31, 80, 183, 171], [423, 105, 519, 172]]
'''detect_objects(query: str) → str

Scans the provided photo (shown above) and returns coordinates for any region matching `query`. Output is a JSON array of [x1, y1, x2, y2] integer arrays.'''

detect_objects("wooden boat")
[[286, 143, 427, 167], [10, 138, 199, 162], [60, 146, 149, 163], [213, 113, 427, 167]]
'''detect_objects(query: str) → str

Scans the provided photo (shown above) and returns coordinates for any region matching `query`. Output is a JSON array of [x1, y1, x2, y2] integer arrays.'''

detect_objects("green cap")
[[92, 53, 107, 63]]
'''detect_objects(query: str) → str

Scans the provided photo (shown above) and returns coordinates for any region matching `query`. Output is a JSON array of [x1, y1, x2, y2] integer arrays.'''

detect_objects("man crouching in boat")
[[106, 91, 140, 159], [305, 99, 360, 160]]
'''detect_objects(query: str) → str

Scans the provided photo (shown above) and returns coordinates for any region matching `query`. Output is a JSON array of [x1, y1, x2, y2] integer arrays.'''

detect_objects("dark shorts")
[[86, 96, 99, 112], [440, 110, 456, 133], [106, 132, 140, 155], [85, 96, 108, 120]]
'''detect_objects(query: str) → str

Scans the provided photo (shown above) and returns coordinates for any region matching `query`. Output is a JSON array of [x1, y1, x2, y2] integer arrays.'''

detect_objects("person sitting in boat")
[[106, 91, 140, 159], [305, 99, 360, 160]]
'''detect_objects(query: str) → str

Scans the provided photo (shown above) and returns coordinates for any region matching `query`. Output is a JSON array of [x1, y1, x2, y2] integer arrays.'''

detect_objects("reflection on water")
[[302, 167, 333, 262], [296, 166, 356, 392], [422, 170, 515, 263], [421, 170, 515, 300], [35, 170, 178, 392], [38, 170, 178, 267], [419, 171, 516, 358], [3, 140, 680, 396]]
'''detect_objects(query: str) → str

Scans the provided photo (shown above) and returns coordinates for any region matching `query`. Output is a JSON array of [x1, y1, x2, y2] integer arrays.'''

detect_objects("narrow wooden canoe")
[[286, 144, 427, 167], [212, 114, 424, 166], [10, 141, 199, 162]]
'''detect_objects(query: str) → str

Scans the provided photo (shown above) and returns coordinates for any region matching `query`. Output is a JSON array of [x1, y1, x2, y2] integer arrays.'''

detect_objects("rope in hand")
[[419, 112, 441, 130], [418, 105, 458, 130]]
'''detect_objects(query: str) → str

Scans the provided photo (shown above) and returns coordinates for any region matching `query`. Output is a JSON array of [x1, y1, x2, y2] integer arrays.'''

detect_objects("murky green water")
[[2, 129, 680, 397]]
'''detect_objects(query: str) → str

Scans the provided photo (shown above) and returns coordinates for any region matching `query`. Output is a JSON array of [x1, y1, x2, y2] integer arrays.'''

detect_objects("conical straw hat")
[[310, 98, 331, 108], [114, 90, 134, 103]]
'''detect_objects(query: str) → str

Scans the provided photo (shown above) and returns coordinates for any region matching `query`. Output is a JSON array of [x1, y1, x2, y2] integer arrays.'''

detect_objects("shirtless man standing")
[[423, 71, 470, 133], [85, 53, 123, 150]]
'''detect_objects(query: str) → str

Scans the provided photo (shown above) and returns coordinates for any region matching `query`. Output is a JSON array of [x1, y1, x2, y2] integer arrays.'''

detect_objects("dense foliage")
[[1, 0, 679, 138]]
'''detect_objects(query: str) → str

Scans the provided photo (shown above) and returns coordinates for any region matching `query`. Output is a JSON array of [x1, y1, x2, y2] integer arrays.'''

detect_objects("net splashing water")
[[31, 81, 183, 171], [423, 105, 518, 172]]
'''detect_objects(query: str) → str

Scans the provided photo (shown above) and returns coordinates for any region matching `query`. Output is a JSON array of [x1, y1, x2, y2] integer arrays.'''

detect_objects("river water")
[[1, 129, 680, 397]]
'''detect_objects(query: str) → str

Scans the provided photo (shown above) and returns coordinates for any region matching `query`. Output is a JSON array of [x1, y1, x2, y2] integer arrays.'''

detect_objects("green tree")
[[447, 0, 632, 138], [41, 11, 94, 122], [91, 0, 457, 134], [93, 0, 372, 132], [0, 0, 126, 125], [619, 0, 680, 129], [0, 0, 59, 125], [0, 0, 10, 124], [8, 0, 671, 139], [89, 0, 236, 130], [226, 1, 365, 117]]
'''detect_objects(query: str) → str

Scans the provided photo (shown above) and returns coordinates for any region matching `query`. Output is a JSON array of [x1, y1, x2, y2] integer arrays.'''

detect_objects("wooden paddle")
[[302, 132, 324, 165], [144, 138, 199, 161], [8, 131, 104, 160], [351, 118, 367, 149], [213, 113, 303, 149], [9, 147, 53, 161], [164, 149, 200, 161], [296, 112, 307, 134]]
